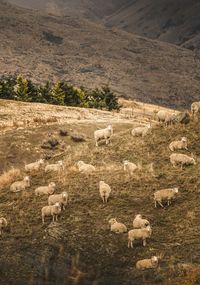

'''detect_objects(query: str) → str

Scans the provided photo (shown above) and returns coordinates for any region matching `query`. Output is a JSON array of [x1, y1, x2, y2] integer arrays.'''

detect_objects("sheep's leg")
[[167, 199, 170, 206], [52, 215, 55, 222], [42, 215, 45, 224], [128, 239, 131, 248], [143, 239, 147, 247], [63, 205, 65, 210], [158, 200, 164, 208], [154, 201, 157, 208], [96, 141, 98, 147], [105, 197, 108, 203], [56, 215, 58, 221]]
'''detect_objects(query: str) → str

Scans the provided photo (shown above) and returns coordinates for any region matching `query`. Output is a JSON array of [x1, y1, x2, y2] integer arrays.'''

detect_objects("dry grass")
[[0, 168, 21, 190]]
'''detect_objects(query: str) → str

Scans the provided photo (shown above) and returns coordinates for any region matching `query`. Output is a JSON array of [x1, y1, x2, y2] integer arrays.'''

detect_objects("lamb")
[[123, 160, 141, 176], [128, 226, 152, 248], [169, 137, 188, 152], [41, 202, 61, 224], [25, 159, 44, 173], [48, 191, 68, 210], [108, 218, 127, 234], [94, 125, 113, 146], [191, 101, 200, 116], [10, 176, 30, 192], [35, 182, 56, 196], [99, 181, 111, 203], [77, 161, 95, 173], [131, 123, 151, 137], [133, 214, 150, 229], [136, 256, 159, 270], [0, 217, 8, 235], [170, 153, 196, 169], [45, 160, 64, 173], [154, 187, 179, 208]]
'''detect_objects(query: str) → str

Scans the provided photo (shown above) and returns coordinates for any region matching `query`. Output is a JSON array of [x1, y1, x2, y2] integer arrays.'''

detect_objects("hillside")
[[1, 1, 200, 108], [0, 99, 200, 285]]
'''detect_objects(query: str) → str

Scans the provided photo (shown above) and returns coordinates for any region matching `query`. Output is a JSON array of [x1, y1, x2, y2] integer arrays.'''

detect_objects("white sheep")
[[35, 182, 56, 196], [156, 110, 167, 122], [94, 125, 113, 146], [164, 113, 176, 126], [0, 217, 8, 235], [48, 191, 68, 210], [169, 137, 188, 151], [10, 176, 30, 192], [154, 187, 179, 208], [25, 159, 44, 172], [170, 153, 196, 169], [191, 101, 200, 116], [131, 123, 151, 137], [136, 256, 159, 270], [128, 226, 152, 248], [41, 202, 61, 224], [77, 161, 95, 173], [45, 160, 64, 173], [108, 218, 127, 234], [99, 181, 111, 203], [133, 214, 150, 229], [123, 160, 141, 176]]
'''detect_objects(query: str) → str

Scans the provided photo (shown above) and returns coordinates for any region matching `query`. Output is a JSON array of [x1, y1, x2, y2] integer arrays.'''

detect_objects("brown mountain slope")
[[0, 1, 200, 108]]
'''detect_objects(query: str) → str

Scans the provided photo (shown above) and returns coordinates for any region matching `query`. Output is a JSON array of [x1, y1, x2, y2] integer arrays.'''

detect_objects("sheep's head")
[[54, 202, 61, 210], [135, 214, 142, 219], [39, 159, 45, 165], [49, 182, 56, 188], [146, 225, 152, 235], [108, 218, 117, 225], [124, 160, 129, 165], [58, 161, 64, 169], [99, 181, 104, 186], [173, 188, 179, 194], [62, 192, 68, 199], [151, 256, 158, 265], [108, 125, 112, 130], [181, 137, 187, 142], [77, 161, 84, 168]]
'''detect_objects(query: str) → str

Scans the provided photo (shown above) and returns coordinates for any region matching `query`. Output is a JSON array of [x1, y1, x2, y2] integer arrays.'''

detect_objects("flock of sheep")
[[0, 101, 199, 272]]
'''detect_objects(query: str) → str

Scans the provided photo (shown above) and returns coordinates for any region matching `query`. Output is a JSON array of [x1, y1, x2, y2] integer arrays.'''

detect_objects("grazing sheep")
[[99, 181, 111, 203], [45, 160, 64, 173], [136, 256, 159, 270], [108, 218, 127, 234], [41, 202, 61, 224], [128, 226, 152, 248], [0, 217, 8, 235], [154, 187, 179, 208], [164, 113, 176, 126], [25, 159, 44, 173], [123, 160, 141, 176], [94, 125, 113, 146], [131, 123, 151, 137], [10, 176, 30, 192], [169, 137, 188, 152], [191, 101, 200, 116], [48, 191, 68, 210], [35, 182, 56, 196], [77, 161, 95, 173], [133, 214, 150, 229], [156, 110, 167, 123], [170, 153, 196, 169]]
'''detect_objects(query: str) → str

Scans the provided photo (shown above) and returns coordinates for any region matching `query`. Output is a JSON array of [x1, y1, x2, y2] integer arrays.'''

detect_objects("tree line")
[[0, 74, 121, 111]]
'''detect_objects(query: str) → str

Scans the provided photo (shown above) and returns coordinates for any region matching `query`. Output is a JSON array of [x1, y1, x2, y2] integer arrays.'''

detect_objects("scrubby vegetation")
[[0, 74, 121, 111]]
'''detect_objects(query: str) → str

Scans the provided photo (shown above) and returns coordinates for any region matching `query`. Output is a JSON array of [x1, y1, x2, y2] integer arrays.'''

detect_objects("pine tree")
[[50, 81, 65, 105], [14, 75, 29, 101]]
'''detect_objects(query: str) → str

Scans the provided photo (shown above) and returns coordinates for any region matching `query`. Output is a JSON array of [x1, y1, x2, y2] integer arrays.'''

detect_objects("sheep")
[[48, 191, 68, 210], [169, 137, 188, 152], [191, 101, 200, 116], [25, 159, 44, 173], [41, 202, 61, 224], [99, 181, 111, 203], [77, 161, 95, 173], [170, 153, 196, 169], [154, 187, 179, 208], [35, 182, 56, 196], [131, 123, 151, 137], [133, 214, 150, 229], [123, 160, 141, 176], [0, 217, 8, 235], [164, 113, 176, 126], [108, 218, 127, 234], [94, 125, 113, 146], [128, 226, 152, 248], [136, 256, 159, 270], [45, 160, 64, 173], [156, 110, 167, 122], [10, 176, 30, 192]]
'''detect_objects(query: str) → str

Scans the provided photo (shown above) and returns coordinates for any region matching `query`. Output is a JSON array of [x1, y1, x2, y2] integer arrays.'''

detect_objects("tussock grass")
[[0, 168, 21, 190]]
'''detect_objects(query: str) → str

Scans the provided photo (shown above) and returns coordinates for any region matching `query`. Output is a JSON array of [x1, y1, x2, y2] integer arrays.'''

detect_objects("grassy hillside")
[[0, 100, 200, 284]]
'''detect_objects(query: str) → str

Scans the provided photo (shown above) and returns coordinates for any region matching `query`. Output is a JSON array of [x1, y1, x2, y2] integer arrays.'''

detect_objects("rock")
[[71, 134, 86, 142], [175, 112, 190, 124]]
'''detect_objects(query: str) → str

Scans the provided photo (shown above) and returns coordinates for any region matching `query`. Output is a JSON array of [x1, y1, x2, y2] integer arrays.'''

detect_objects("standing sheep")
[[99, 181, 111, 203], [191, 102, 200, 116], [154, 187, 179, 208], [48, 191, 68, 210], [25, 159, 44, 173], [131, 123, 151, 137], [133, 214, 150, 229], [94, 125, 113, 146], [170, 153, 196, 169], [128, 226, 152, 248], [10, 176, 30, 192], [77, 161, 95, 173], [41, 202, 62, 224], [123, 160, 141, 176], [156, 110, 167, 123], [136, 256, 159, 270], [35, 182, 56, 196], [45, 160, 64, 173], [169, 137, 188, 152], [0, 217, 8, 235], [108, 218, 127, 234], [164, 113, 176, 127]]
